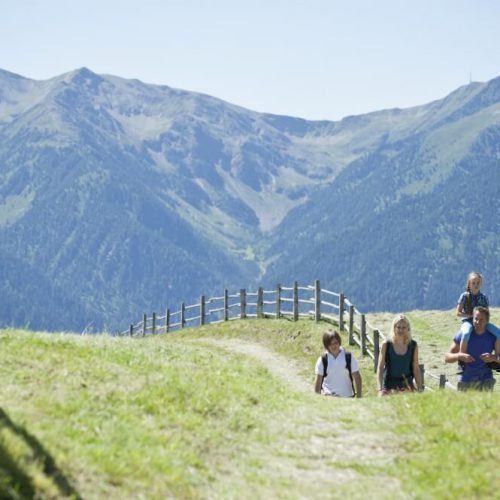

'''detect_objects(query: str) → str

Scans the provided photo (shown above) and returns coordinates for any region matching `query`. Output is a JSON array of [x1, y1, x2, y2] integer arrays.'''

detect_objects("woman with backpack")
[[376, 315, 423, 396]]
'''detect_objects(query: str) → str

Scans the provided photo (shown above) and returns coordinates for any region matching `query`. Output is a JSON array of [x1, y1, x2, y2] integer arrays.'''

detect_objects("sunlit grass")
[[393, 391, 500, 497], [0, 329, 294, 498], [1, 312, 499, 498]]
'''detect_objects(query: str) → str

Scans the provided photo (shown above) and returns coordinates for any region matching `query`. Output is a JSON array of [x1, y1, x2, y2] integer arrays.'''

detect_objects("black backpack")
[[321, 351, 356, 397]]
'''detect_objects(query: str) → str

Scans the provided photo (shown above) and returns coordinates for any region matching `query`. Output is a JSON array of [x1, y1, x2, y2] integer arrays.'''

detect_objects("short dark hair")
[[474, 306, 490, 322], [322, 330, 342, 349]]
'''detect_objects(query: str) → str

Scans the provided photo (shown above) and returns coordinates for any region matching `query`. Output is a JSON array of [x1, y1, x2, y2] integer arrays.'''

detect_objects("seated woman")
[[376, 315, 423, 395]]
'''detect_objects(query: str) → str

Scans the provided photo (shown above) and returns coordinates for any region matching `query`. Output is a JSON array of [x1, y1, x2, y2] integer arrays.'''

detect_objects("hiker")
[[445, 306, 498, 391], [314, 330, 362, 398], [456, 272, 490, 321], [376, 315, 423, 395], [456, 272, 500, 358]]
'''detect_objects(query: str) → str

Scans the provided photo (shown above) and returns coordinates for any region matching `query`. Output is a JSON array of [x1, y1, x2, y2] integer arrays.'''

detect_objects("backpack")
[[321, 351, 356, 397]]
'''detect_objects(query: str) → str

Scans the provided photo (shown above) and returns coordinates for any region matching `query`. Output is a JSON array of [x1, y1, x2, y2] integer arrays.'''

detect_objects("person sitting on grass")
[[376, 315, 423, 396], [445, 306, 498, 391], [314, 330, 362, 398]]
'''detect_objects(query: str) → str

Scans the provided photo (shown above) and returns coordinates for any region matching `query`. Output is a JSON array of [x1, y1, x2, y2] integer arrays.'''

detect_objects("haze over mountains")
[[1, 67, 499, 331]]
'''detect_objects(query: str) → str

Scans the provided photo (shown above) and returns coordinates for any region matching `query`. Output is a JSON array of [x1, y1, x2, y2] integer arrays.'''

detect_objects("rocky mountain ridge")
[[1, 67, 499, 330]]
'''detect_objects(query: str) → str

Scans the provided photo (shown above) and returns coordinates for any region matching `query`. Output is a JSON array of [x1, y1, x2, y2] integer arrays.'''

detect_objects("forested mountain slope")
[[1, 67, 499, 330]]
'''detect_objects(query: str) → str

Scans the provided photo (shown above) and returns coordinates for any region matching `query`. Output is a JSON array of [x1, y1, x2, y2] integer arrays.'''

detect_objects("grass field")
[[1, 309, 499, 498]]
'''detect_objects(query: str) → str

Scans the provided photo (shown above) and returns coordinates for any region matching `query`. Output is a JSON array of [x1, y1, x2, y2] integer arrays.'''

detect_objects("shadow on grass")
[[0, 407, 81, 499]]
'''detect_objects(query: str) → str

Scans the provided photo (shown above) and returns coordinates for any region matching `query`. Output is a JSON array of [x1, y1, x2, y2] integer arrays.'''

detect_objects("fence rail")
[[119, 279, 456, 391]]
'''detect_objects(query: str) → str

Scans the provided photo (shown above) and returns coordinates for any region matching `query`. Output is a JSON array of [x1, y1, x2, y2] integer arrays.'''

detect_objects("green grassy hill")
[[1, 310, 499, 499]]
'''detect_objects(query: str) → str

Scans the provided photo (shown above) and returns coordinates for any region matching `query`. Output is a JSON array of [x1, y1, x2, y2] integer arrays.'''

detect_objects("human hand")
[[458, 353, 475, 363], [480, 353, 496, 363]]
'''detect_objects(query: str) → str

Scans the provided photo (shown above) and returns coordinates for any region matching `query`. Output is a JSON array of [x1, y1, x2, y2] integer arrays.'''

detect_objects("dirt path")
[[200, 337, 406, 499], [201, 337, 312, 393]]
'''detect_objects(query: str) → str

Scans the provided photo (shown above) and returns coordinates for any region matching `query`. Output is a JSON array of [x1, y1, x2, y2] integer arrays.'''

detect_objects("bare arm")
[[353, 371, 362, 398], [455, 301, 471, 320], [459, 338, 469, 354], [456, 303, 465, 319], [412, 344, 423, 391], [445, 341, 475, 364], [314, 374, 323, 395], [376, 342, 387, 393]]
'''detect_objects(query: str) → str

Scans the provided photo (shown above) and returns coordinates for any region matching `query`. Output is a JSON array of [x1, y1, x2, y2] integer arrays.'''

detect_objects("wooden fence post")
[[374, 329, 380, 373], [439, 374, 446, 389], [181, 302, 185, 328], [152, 312, 156, 335], [314, 279, 321, 322], [165, 308, 170, 333], [200, 295, 205, 326], [142, 313, 147, 337], [240, 289, 247, 319], [224, 289, 229, 321], [129, 324, 133, 337], [361, 314, 367, 354], [257, 287, 264, 318], [348, 305, 354, 345], [276, 283, 281, 318], [339, 293, 345, 330], [293, 281, 299, 321]]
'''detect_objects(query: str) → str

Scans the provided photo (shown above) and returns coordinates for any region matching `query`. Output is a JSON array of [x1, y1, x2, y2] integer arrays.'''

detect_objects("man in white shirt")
[[314, 330, 362, 398]]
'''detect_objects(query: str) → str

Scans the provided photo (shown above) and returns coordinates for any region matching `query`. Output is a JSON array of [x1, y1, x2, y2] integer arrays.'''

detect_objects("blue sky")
[[2, 0, 500, 120]]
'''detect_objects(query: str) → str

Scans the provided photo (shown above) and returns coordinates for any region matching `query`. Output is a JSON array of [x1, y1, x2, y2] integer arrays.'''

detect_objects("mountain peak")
[[68, 66, 96, 77], [62, 67, 104, 88]]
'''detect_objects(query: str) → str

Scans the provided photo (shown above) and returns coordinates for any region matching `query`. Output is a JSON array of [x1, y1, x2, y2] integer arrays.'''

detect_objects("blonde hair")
[[391, 314, 412, 345], [466, 272, 483, 291]]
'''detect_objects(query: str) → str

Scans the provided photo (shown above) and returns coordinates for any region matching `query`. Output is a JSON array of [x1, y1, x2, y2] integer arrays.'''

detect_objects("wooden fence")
[[119, 279, 456, 391]]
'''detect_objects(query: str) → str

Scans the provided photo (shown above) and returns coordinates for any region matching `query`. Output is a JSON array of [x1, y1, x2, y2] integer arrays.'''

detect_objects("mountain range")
[[1, 67, 499, 331]]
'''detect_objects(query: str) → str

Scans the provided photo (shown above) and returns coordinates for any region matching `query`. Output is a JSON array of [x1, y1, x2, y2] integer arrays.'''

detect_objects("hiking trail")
[[199, 337, 407, 498]]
